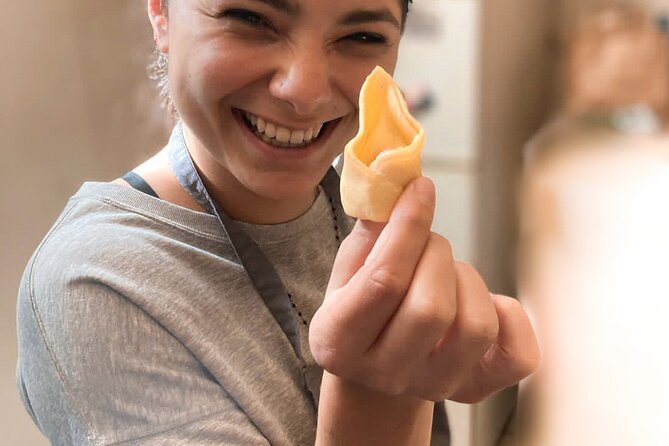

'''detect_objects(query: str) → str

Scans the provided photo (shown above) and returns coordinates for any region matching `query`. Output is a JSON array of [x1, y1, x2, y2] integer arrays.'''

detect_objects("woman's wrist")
[[315, 371, 434, 446]]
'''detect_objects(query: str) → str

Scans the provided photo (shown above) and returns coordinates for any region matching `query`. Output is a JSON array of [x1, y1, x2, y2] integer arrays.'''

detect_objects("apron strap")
[[167, 123, 302, 360]]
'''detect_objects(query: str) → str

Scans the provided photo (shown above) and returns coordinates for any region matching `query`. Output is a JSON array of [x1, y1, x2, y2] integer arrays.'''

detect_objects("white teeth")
[[265, 123, 276, 138], [290, 130, 304, 144], [256, 117, 266, 132], [275, 127, 291, 143], [244, 111, 326, 147]]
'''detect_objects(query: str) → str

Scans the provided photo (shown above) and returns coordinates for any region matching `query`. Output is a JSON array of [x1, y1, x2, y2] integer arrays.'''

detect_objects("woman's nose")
[[269, 47, 333, 116]]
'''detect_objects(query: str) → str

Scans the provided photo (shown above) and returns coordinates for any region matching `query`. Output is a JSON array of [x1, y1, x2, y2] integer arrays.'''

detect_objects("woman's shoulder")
[[18, 181, 241, 328], [68, 181, 224, 238], [29, 181, 230, 268]]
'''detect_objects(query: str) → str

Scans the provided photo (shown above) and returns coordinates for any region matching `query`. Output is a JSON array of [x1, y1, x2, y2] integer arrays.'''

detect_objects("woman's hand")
[[310, 177, 539, 403]]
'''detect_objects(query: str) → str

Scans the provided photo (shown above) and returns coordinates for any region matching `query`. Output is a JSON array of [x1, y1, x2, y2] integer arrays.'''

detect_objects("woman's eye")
[[221, 9, 270, 28], [344, 32, 387, 45]]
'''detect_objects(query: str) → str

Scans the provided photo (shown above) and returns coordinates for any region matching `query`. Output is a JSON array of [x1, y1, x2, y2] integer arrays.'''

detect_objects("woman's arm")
[[316, 372, 433, 446]]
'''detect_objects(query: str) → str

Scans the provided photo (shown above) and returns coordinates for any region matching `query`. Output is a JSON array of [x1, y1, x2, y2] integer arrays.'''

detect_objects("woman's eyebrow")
[[338, 9, 401, 30], [248, 0, 298, 15]]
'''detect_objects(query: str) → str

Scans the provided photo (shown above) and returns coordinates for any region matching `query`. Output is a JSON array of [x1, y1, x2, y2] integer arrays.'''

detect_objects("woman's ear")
[[148, 0, 169, 54]]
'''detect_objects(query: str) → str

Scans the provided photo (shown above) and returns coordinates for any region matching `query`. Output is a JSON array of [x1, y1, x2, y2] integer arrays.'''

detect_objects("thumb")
[[327, 176, 435, 295], [327, 219, 385, 293]]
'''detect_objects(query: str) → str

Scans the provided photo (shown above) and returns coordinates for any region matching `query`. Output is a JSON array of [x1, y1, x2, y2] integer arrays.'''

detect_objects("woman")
[[16, 0, 539, 444]]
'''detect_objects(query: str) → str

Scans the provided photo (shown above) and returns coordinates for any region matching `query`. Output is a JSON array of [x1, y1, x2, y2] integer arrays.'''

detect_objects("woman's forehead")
[[163, 0, 408, 20]]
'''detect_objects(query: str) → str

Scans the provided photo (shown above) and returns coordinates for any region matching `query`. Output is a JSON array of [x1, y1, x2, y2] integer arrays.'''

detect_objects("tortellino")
[[340, 66, 425, 222]]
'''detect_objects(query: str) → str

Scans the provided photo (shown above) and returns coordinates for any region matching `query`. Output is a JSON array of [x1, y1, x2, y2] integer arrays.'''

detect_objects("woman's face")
[[150, 0, 402, 206]]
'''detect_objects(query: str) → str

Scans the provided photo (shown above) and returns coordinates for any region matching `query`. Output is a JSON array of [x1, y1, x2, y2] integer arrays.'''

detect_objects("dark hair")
[[401, 0, 413, 29]]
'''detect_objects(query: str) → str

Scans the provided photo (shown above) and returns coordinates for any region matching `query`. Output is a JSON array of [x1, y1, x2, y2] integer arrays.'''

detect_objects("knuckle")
[[495, 294, 524, 313], [310, 340, 344, 374], [409, 298, 455, 331], [398, 202, 433, 232], [454, 261, 481, 281], [460, 315, 499, 345], [514, 346, 542, 377], [366, 268, 407, 301], [309, 321, 349, 375], [519, 355, 541, 378]]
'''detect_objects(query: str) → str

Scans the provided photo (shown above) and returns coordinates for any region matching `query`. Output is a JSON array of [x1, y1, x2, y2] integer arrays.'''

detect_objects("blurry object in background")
[[565, 1, 669, 121], [519, 3, 669, 445], [403, 5, 445, 39], [402, 81, 436, 117], [655, 11, 669, 34], [521, 128, 669, 446]]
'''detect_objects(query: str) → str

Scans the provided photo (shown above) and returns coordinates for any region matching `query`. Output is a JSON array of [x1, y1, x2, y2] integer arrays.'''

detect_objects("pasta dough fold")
[[341, 66, 425, 222]]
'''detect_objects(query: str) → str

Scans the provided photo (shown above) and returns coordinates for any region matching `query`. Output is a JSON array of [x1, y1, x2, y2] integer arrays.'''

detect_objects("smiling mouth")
[[240, 110, 335, 148]]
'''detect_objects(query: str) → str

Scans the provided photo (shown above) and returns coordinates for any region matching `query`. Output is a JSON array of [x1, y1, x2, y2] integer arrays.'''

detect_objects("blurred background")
[[2, 0, 668, 445]]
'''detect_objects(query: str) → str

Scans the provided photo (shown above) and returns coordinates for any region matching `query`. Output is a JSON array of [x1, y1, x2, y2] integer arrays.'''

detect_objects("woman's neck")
[[183, 127, 319, 225], [197, 168, 318, 225]]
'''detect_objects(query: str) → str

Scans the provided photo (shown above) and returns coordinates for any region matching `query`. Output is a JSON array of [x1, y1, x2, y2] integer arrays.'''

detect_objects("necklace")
[[287, 193, 343, 327]]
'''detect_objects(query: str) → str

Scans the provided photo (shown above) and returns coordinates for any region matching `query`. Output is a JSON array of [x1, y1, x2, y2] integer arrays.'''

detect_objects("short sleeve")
[[17, 259, 269, 446]]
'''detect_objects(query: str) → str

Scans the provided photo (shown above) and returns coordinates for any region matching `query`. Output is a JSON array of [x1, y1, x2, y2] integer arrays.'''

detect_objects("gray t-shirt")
[[16, 181, 352, 445]]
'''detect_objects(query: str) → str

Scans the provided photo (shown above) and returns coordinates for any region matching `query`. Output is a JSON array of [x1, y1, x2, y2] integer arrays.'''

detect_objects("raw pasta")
[[340, 66, 425, 222]]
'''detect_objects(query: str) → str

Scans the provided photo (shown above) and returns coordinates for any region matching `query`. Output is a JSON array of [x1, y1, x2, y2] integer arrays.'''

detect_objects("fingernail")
[[411, 177, 435, 207]]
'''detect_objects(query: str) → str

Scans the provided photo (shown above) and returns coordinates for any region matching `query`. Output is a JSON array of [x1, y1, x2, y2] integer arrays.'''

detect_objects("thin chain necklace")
[[287, 192, 342, 327]]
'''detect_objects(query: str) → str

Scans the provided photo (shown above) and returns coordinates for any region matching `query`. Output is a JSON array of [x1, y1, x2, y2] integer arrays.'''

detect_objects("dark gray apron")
[[167, 122, 450, 445]]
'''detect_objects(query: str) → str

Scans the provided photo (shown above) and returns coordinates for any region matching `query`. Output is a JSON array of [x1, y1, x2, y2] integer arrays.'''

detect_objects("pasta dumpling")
[[340, 66, 425, 222]]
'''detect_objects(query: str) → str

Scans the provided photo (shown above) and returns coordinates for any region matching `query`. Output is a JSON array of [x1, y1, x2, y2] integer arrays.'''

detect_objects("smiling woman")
[[15, 0, 538, 445]]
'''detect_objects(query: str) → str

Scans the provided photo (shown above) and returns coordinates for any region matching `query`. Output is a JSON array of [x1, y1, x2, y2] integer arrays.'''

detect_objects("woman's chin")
[[237, 169, 313, 196]]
